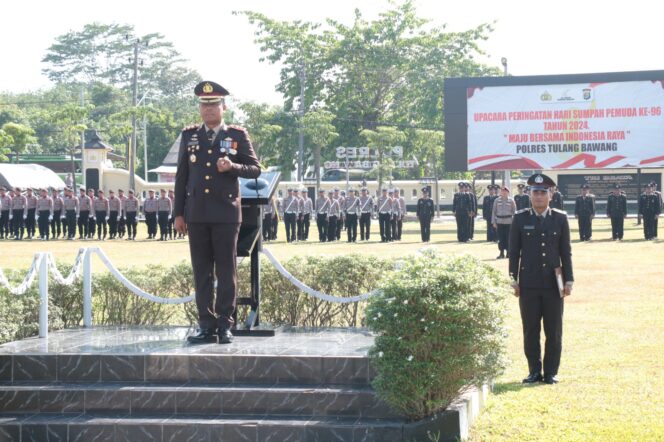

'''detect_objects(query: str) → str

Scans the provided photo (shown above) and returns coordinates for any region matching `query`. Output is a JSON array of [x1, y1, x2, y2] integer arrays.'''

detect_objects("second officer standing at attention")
[[574, 184, 595, 241], [175, 81, 261, 345], [482, 184, 498, 242], [606, 183, 627, 241], [416, 187, 435, 242], [509, 173, 574, 385]]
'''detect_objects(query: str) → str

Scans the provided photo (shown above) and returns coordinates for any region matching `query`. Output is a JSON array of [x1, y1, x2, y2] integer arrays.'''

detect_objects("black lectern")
[[232, 171, 281, 336]]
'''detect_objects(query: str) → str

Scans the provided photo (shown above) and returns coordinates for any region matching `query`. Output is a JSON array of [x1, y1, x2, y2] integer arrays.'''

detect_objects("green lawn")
[[1, 218, 663, 441]]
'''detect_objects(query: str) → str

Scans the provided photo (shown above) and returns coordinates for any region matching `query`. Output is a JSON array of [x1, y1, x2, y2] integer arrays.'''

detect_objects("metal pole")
[[297, 62, 306, 181], [79, 88, 85, 189], [38, 254, 48, 338], [637, 168, 642, 225], [83, 248, 93, 327], [129, 40, 139, 192], [143, 97, 148, 181], [501, 57, 511, 190]]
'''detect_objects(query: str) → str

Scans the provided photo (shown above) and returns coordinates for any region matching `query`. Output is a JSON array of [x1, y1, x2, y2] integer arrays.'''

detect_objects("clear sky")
[[1, 0, 661, 106]]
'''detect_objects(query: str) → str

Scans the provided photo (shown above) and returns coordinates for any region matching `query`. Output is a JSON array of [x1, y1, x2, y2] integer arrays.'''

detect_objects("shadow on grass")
[[492, 380, 543, 395]]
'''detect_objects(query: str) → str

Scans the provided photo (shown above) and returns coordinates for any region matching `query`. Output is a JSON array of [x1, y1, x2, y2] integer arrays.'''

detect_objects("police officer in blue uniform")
[[509, 173, 574, 385], [175, 81, 261, 344]]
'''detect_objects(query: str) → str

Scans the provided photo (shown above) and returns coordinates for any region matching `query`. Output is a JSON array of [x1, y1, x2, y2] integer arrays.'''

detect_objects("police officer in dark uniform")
[[452, 182, 470, 242], [509, 173, 574, 385], [639, 182, 661, 240], [174, 81, 261, 344], [574, 184, 595, 241], [514, 183, 531, 211], [416, 187, 435, 242], [550, 185, 564, 210], [606, 183, 627, 240], [467, 182, 478, 240], [482, 184, 498, 242]]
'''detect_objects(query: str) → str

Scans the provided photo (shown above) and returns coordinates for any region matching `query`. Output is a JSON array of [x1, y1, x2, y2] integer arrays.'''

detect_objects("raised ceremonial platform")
[[0, 326, 486, 442]]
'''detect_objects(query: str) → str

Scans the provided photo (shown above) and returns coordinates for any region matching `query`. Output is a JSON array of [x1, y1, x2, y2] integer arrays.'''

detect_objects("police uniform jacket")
[[37, 197, 53, 214], [606, 193, 627, 217], [64, 196, 79, 214], [509, 207, 574, 289], [359, 196, 374, 214], [316, 196, 330, 215], [124, 197, 139, 213], [0, 194, 11, 212], [416, 198, 434, 221], [574, 194, 595, 217], [491, 197, 516, 225], [482, 195, 498, 221], [344, 196, 359, 215], [514, 193, 531, 210], [53, 196, 64, 212], [12, 195, 27, 210], [174, 124, 261, 224]]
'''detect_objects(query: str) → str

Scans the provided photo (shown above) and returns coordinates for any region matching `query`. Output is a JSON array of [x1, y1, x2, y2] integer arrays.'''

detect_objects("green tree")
[[237, 102, 283, 161], [303, 110, 338, 188], [1, 123, 37, 163], [361, 126, 406, 189], [410, 129, 444, 214], [50, 104, 90, 188], [0, 129, 12, 162]]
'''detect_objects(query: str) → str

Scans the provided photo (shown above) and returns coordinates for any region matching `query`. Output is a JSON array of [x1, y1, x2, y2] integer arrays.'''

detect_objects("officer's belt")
[[379, 211, 390, 214], [496, 215, 513, 218]]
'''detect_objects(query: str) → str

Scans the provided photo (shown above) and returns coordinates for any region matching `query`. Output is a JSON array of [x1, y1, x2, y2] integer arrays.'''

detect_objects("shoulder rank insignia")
[[182, 123, 199, 132]]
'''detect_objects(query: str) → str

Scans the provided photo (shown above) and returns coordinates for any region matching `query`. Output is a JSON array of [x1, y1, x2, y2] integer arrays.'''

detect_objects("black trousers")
[[158, 211, 170, 239], [188, 222, 240, 330], [168, 216, 175, 238], [126, 212, 137, 239], [88, 215, 96, 238], [284, 212, 297, 242], [497, 223, 510, 252], [577, 215, 592, 240], [108, 211, 119, 238], [302, 214, 310, 240], [455, 214, 469, 242], [26, 208, 36, 237], [336, 216, 343, 240], [360, 213, 371, 240], [0, 211, 9, 237], [118, 215, 126, 237], [38, 210, 50, 239], [610, 216, 624, 240], [296, 214, 304, 240], [11, 209, 24, 238], [390, 216, 397, 241], [643, 214, 658, 239], [262, 214, 272, 240], [419, 217, 431, 242], [469, 216, 475, 239], [51, 210, 62, 237], [396, 217, 403, 240], [519, 288, 564, 376], [317, 213, 327, 241], [378, 213, 391, 241], [346, 213, 358, 242], [485, 220, 496, 242], [145, 212, 157, 237], [95, 211, 107, 238], [327, 215, 338, 242], [66, 210, 77, 238], [78, 211, 89, 238], [270, 216, 278, 240]]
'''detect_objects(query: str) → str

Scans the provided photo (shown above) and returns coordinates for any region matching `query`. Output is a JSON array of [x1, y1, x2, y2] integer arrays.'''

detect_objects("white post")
[[83, 248, 93, 327], [38, 253, 48, 338]]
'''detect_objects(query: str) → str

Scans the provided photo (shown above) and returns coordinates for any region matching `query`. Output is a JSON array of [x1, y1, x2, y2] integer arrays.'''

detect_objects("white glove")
[[106, 216, 109, 222], [92, 216, 96, 221], [49, 216, 53, 222], [23, 215, 27, 220], [8, 215, 12, 220]]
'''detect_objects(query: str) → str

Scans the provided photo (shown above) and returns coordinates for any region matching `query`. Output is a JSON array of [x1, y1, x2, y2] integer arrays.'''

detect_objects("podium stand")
[[232, 171, 280, 336]]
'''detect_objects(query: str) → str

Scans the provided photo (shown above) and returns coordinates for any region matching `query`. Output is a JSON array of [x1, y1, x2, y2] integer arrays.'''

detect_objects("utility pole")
[[129, 39, 140, 192], [501, 57, 511, 190], [297, 61, 306, 182], [77, 88, 85, 190]]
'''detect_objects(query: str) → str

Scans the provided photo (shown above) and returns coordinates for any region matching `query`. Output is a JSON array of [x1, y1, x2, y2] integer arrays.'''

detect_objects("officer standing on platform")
[[117, 189, 127, 239], [143, 190, 158, 239], [315, 189, 329, 242], [301, 189, 313, 241], [51, 189, 64, 239], [515, 183, 531, 210], [63, 187, 78, 240], [25, 188, 37, 239], [327, 189, 340, 242], [282, 188, 298, 243], [344, 188, 359, 242], [157, 188, 172, 241], [0, 187, 11, 239], [77, 187, 91, 239], [492, 186, 516, 259], [639, 183, 661, 240], [93, 190, 109, 240], [574, 184, 595, 241], [509, 173, 573, 385], [36, 188, 53, 240], [482, 185, 498, 242], [10, 187, 26, 240], [108, 190, 121, 239], [376, 187, 393, 242], [606, 183, 627, 241], [358, 187, 374, 241], [174, 80, 261, 345], [550, 185, 564, 210], [416, 187, 435, 242], [124, 190, 139, 240]]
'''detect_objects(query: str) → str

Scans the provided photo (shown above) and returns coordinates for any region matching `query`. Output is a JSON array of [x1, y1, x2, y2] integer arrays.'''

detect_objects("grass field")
[[1, 218, 663, 441]]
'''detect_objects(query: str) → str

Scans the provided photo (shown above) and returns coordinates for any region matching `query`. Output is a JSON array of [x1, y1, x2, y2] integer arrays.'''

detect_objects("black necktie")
[[206, 129, 215, 143]]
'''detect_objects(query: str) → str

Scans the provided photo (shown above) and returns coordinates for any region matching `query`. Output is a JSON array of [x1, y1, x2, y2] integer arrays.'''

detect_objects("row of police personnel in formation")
[[262, 186, 436, 243], [0, 186, 186, 241]]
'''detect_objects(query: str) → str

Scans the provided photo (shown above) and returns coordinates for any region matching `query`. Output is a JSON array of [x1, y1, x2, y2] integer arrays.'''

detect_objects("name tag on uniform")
[[524, 225, 535, 230]]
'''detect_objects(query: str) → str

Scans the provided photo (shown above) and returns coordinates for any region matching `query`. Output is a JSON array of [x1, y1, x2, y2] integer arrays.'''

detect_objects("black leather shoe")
[[218, 328, 234, 344], [543, 374, 558, 384], [522, 372, 543, 383], [187, 329, 218, 344]]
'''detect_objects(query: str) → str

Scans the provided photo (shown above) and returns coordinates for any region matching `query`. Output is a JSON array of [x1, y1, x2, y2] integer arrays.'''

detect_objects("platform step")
[[0, 382, 400, 419], [0, 413, 405, 442]]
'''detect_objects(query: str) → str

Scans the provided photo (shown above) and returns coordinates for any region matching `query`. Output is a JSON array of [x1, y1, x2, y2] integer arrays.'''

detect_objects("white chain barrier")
[[0, 253, 43, 295], [46, 248, 85, 285], [260, 247, 380, 304]]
